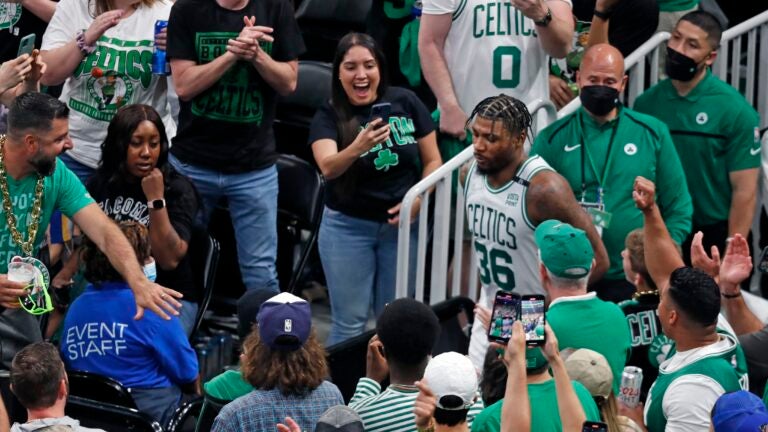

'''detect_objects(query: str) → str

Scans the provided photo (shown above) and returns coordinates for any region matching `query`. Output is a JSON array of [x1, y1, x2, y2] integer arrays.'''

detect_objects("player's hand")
[[352, 118, 390, 155], [510, 0, 548, 21], [0, 275, 27, 309], [414, 380, 436, 429], [366, 334, 389, 383], [0, 54, 33, 93], [85, 10, 123, 46], [140, 168, 165, 202], [131, 279, 182, 320], [276, 417, 301, 432], [690, 231, 720, 279], [440, 104, 468, 140], [632, 176, 656, 212], [549, 75, 575, 110], [474, 304, 491, 332], [718, 233, 751, 293]]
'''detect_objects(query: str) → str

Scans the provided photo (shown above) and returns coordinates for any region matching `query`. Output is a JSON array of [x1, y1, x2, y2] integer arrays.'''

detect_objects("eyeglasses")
[[18, 282, 53, 315]]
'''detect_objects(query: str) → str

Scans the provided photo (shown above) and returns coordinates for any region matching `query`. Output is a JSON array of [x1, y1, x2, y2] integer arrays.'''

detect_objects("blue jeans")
[[169, 155, 279, 295], [319, 207, 417, 346], [59, 152, 94, 185], [130, 385, 182, 428]]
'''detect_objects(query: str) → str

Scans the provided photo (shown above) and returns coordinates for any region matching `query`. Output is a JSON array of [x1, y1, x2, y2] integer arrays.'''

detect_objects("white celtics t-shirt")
[[422, 0, 571, 114], [42, 0, 176, 168]]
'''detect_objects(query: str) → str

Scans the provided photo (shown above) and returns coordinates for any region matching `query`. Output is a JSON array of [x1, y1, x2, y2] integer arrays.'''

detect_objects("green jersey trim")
[[464, 160, 477, 204], [453, 0, 468, 21]]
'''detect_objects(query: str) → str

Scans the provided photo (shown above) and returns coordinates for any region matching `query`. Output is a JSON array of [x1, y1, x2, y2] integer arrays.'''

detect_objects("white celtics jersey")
[[423, 0, 571, 114], [464, 155, 553, 370]]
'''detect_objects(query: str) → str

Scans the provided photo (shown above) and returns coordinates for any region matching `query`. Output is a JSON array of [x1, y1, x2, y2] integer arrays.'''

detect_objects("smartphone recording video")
[[521, 294, 546, 346], [488, 291, 520, 344], [369, 102, 391, 126], [582, 421, 608, 432]]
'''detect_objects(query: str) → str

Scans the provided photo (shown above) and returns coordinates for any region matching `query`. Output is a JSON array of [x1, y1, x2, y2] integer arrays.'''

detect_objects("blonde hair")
[[90, 0, 156, 17]]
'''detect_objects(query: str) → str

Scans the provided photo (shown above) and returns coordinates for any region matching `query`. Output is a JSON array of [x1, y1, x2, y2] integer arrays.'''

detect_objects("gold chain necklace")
[[0, 136, 44, 257]]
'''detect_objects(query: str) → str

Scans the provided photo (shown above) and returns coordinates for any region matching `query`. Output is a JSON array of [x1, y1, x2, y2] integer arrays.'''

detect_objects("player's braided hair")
[[465, 94, 533, 142]]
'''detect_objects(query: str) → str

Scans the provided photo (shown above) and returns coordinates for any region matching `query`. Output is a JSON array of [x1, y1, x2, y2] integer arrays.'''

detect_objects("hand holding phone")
[[17, 34, 36, 58], [370, 102, 391, 127], [488, 291, 520, 344], [582, 421, 608, 432], [520, 295, 546, 347]]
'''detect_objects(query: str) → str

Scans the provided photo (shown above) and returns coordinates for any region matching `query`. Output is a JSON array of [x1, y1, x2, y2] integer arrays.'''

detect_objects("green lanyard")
[[579, 111, 620, 204]]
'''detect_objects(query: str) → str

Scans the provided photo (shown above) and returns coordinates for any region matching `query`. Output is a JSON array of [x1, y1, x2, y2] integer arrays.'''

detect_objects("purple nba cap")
[[257, 292, 312, 351]]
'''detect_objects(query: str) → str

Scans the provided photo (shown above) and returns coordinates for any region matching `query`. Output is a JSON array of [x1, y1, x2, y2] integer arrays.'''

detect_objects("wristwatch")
[[147, 199, 166, 210], [534, 8, 552, 27], [593, 8, 612, 20]]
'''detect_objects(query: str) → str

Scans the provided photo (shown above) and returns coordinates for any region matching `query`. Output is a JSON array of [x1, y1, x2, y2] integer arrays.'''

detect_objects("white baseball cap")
[[423, 352, 478, 410]]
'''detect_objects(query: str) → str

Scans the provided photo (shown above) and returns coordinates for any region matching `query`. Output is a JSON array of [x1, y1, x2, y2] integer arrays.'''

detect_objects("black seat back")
[[189, 226, 221, 338], [166, 396, 203, 432], [295, 0, 372, 61], [194, 395, 229, 432], [66, 395, 162, 432], [276, 154, 326, 292], [66, 370, 136, 409]]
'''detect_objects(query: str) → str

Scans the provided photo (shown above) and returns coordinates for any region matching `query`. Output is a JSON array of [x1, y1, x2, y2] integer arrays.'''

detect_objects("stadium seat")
[[295, 0, 372, 61], [65, 395, 162, 432], [274, 60, 332, 160], [276, 154, 326, 293], [193, 394, 230, 432], [166, 397, 203, 432], [66, 369, 136, 409], [189, 226, 221, 339]]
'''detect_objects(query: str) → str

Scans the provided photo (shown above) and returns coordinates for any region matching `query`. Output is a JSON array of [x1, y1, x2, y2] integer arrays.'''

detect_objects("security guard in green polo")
[[532, 44, 692, 303], [635, 11, 760, 262]]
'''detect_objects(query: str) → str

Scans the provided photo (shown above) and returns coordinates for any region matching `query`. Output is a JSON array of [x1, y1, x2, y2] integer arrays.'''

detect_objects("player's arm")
[[526, 170, 609, 283], [512, 0, 574, 58], [418, 13, 467, 139], [728, 168, 759, 238], [171, 55, 238, 102], [633, 176, 681, 292]]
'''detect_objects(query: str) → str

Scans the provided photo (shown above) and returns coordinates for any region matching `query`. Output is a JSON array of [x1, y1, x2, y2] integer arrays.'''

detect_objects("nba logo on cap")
[[284, 319, 293, 332]]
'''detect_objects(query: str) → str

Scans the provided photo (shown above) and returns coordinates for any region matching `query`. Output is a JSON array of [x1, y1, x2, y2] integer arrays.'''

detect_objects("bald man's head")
[[576, 44, 627, 117]]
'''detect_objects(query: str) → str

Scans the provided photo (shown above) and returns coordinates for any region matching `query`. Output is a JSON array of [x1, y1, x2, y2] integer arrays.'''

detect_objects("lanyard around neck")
[[579, 110, 620, 201]]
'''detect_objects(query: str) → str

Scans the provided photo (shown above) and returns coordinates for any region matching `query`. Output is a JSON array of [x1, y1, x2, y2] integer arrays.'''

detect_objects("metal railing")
[[395, 9, 768, 303], [395, 99, 558, 303]]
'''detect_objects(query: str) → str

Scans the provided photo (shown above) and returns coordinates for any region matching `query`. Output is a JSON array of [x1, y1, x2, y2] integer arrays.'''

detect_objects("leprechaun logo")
[[88, 68, 132, 112], [0, 2, 22, 33]]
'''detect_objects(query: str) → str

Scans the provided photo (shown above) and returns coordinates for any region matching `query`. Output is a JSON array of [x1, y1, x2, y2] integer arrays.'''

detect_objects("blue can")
[[152, 20, 169, 75]]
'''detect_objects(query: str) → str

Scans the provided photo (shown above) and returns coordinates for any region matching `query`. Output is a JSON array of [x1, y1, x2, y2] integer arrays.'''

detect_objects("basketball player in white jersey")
[[419, 0, 574, 139], [463, 95, 608, 370]]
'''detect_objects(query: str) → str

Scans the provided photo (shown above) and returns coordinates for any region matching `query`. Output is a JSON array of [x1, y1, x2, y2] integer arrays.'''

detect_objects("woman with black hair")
[[53, 104, 199, 335], [308, 32, 442, 346]]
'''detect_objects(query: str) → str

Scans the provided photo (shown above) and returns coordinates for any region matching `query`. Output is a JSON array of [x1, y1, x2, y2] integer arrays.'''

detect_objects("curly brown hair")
[[82, 221, 151, 284], [240, 329, 329, 397]]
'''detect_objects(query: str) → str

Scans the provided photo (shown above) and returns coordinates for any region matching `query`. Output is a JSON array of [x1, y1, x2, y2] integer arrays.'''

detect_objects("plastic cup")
[[7, 262, 35, 288]]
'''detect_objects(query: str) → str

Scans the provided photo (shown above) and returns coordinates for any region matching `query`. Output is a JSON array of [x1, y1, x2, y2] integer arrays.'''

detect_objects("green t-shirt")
[[470, 379, 601, 432], [547, 293, 632, 394], [531, 107, 692, 280], [203, 369, 252, 401], [657, 0, 699, 12], [0, 156, 93, 270], [634, 72, 761, 227]]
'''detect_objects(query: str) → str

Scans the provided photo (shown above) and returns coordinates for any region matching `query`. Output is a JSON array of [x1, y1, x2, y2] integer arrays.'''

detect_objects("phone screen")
[[17, 34, 36, 57], [582, 421, 608, 432], [521, 295, 546, 346], [488, 291, 520, 344]]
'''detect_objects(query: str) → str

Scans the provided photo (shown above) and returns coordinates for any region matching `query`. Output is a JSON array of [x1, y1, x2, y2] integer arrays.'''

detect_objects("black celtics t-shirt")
[[620, 293, 665, 400], [167, 0, 305, 173], [86, 171, 199, 301], [308, 87, 435, 222]]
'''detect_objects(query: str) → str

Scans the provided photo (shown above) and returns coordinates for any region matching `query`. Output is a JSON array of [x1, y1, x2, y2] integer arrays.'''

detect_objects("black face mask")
[[579, 85, 619, 117], [665, 46, 702, 82]]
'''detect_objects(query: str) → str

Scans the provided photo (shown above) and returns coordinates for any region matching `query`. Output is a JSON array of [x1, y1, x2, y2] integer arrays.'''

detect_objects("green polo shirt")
[[531, 107, 692, 280], [657, 0, 699, 12], [634, 72, 761, 228]]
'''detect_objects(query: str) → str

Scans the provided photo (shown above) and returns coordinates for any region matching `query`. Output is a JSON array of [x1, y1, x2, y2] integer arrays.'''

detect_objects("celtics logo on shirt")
[[191, 32, 269, 124], [87, 69, 133, 112], [0, 1, 22, 33], [360, 117, 418, 172], [648, 333, 675, 368]]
